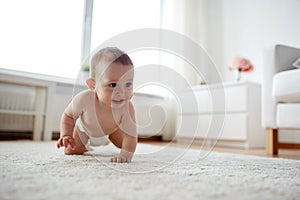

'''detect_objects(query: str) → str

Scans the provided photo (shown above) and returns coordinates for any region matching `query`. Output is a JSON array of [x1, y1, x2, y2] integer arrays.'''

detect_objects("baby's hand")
[[57, 136, 76, 150], [110, 150, 133, 163]]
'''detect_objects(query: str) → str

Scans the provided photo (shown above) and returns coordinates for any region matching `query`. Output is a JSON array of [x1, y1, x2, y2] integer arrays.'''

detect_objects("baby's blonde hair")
[[89, 47, 133, 80]]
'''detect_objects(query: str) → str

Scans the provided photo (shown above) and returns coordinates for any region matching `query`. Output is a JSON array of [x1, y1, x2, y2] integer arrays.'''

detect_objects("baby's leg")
[[64, 126, 89, 155]]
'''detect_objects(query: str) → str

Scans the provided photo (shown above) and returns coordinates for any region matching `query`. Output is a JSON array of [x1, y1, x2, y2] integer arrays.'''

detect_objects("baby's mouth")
[[112, 99, 126, 104]]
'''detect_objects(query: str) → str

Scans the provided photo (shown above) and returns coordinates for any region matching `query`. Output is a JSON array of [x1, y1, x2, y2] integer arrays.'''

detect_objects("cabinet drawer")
[[218, 113, 247, 140], [223, 86, 247, 112], [176, 113, 247, 141], [178, 85, 248, 114], [196, 86, 248, 113], [176, 114, 222, 138]]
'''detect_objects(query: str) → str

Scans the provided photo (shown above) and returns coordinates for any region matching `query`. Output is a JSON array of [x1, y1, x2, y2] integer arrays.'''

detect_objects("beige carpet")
[[0, 141, 299, 200]]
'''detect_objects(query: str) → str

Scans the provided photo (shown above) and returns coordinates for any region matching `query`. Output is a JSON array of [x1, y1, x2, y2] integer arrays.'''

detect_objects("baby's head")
[[87, 47, 134, 107], [89, 47, 133, 81], [86, 47, 134, 88]]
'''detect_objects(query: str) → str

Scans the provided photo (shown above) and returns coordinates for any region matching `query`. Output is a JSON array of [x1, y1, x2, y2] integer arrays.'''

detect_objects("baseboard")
[[138, 136, 162, 142], [0, 131, 59, 141], [278, 142, 300, 149], [176, 137, 264, 149], [0, 131, 164, 143], [0, 131, 33, 140]]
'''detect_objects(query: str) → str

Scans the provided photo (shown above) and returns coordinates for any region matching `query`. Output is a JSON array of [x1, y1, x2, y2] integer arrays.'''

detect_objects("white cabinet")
[[176, 81, 265, 148]]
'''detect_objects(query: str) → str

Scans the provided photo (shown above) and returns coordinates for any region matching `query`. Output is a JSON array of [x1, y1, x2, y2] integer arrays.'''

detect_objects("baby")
[[57, 47, 137, 163]]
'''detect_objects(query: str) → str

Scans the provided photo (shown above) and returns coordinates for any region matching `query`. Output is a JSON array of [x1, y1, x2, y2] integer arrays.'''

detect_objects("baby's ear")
[[86, 78, 95, 90]]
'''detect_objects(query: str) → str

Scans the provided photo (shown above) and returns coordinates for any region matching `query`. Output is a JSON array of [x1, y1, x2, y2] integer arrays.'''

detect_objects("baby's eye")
[[108, 83, 117, 88], [125, 82, 132, 88]]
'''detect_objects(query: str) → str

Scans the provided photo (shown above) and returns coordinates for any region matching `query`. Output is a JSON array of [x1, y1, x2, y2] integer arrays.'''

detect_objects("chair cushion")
[[273, 69, 300, 103], [277, 103, 300, 128]]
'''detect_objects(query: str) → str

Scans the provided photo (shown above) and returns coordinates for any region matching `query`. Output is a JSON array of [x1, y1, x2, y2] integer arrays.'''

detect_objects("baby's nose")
[[114, 85, 125, 95]]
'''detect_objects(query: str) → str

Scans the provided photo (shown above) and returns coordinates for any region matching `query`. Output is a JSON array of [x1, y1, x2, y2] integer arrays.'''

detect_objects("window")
[[91, 0, 161, 94], [91, 0, 161, 51], [0, 0, 161, 79], [0, 0, 83, 78]]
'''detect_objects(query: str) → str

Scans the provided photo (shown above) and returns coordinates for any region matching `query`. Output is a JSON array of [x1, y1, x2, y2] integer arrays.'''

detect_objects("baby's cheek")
[[127, 90, 133, 97]]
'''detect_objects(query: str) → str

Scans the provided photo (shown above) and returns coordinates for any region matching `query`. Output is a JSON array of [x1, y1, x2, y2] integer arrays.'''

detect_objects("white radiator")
[[0, 80, 173, 140], [0, 82, 76, 133], [0, 83, 35, 131], [0, 68, 86, 140]]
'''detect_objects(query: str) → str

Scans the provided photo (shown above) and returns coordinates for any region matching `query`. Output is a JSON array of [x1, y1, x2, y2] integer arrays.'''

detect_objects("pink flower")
[[228, 57, 253, 72]]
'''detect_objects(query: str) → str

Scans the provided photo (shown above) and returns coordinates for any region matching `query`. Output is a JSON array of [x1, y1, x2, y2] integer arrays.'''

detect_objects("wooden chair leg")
[[266, 128, 278, 155]]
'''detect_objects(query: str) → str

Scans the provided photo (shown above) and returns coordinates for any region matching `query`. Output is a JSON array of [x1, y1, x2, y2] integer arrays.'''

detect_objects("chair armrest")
[[262, 45, 277, 128], [262, 44, 300, 128]]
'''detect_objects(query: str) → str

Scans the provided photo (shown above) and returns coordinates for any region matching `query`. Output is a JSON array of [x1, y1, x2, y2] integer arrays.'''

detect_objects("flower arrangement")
[[228, 57, 253, 81]]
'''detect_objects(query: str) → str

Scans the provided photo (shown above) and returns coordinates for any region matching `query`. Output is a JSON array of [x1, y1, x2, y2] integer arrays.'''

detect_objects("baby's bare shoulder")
[[73, 89, 94, 104], [75, 89, 93, 98]]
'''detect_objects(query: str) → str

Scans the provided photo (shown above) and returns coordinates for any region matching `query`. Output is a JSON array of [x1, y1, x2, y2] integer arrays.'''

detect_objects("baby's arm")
[[110, 103, 137, 163], [57, 103, 76, 149], [57, 90, 91, 151], [110, 133, 137, 163]]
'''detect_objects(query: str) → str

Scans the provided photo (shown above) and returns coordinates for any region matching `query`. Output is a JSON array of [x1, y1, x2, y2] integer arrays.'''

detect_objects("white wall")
[[162, 0, 300, 83], [199, 0, 300, 83]]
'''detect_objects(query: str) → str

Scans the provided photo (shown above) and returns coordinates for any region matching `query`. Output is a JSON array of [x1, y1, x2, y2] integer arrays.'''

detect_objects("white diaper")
[[88, 135, 109, 146], [76, 118, 109, 146]]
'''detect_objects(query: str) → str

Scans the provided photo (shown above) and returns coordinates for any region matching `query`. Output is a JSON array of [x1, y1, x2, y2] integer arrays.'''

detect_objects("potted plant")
[[77, 63, 89, 82]]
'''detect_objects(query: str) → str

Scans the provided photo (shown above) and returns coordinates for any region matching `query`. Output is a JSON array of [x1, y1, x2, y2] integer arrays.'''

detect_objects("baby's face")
[[95, 63, 134, 108]]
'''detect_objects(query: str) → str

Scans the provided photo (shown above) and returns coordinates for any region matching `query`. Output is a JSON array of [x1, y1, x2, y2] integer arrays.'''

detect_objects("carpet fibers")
[[0, 141, 299, 200]]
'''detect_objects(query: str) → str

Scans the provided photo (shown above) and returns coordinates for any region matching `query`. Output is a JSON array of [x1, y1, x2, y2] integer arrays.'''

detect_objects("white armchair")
[[262, 44, 300, 155]]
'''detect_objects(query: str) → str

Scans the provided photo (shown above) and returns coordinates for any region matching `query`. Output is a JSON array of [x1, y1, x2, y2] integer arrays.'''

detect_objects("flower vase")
[[234, 69, 241, 81]]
